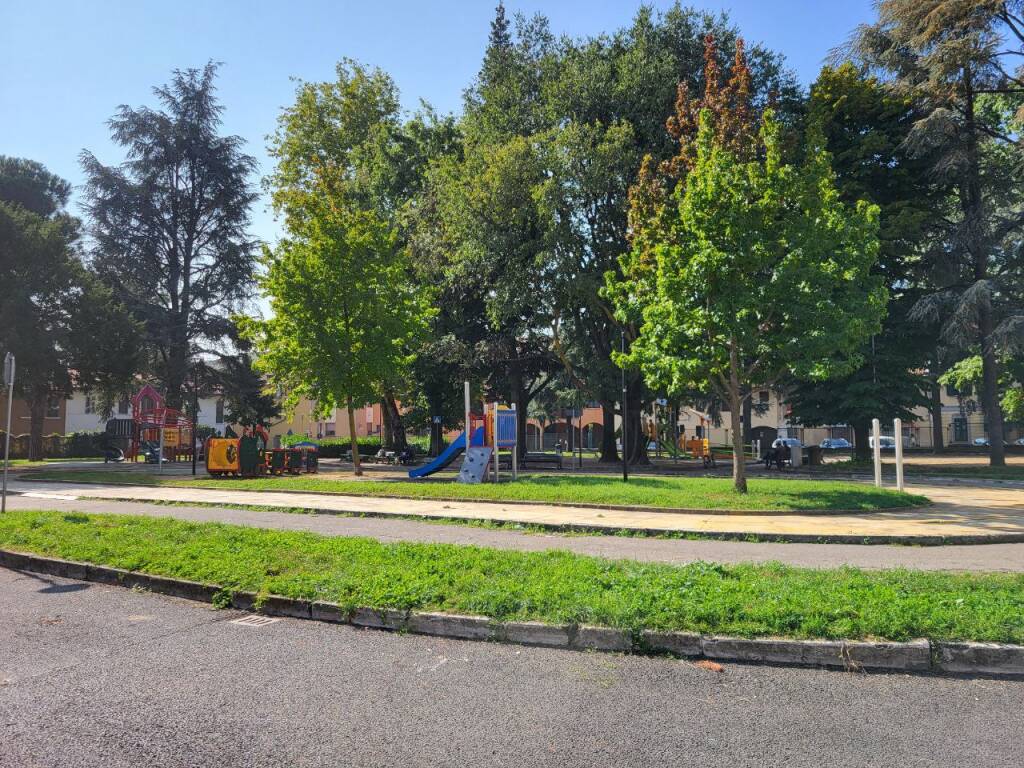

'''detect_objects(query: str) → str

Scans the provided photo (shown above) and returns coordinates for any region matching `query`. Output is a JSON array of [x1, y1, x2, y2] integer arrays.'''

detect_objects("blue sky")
[[1, 0, 875, 244]]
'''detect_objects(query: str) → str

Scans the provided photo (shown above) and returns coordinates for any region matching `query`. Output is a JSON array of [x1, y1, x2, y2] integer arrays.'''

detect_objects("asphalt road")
[[1, 567, 1022, 767], [7, 493, 1024, 572]]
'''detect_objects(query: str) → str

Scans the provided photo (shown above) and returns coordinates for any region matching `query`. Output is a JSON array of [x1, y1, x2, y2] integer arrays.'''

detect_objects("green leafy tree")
[[0, 159, 142, 459], [849, 0, 1024, 465], [244, 166, 432, 475], [610, 109, 885, 491], [269, 60, 457, 449], [81, 62, 258, 409], [785, 64, 947, 458]]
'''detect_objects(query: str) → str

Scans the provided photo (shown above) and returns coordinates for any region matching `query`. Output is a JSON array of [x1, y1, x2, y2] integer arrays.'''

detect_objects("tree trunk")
[[27, 390, 46, 462], [741, 392, 753, 446], [380, 399, 393, 448], [599, 401, 618, 463], [852, 419, 872, 462], [383, 392, 407, 450], [728, 340, 747, 493], [427, 391, 444, 457], [929, 380, 944, 454], [346, 394, 362, 476], [979, 335, 1006, 466], [625, 382, 649, 465]]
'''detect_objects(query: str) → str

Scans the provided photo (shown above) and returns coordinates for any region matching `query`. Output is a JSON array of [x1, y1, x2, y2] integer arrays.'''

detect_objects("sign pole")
[[872, 418, 882, 488], [894, 417, 905, 491], [2, 352, 15, 514], [621, 330, 628, 482]]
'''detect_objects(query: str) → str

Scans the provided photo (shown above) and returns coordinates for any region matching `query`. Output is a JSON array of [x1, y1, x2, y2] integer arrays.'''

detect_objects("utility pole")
[[2, 352, 14, 513], [621, 330, 628, 482]]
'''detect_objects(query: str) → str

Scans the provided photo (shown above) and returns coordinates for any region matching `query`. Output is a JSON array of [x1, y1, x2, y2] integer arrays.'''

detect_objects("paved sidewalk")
[[5, 493, 1024, 571], [9, 477, 1024, 543]]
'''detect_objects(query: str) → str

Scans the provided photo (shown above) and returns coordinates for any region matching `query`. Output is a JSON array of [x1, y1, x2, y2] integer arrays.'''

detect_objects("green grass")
[[825, 458, 1024, 481], [26, 469, 927, 511], [6, 458, 97, 468], [1, 509, 1021, 642]]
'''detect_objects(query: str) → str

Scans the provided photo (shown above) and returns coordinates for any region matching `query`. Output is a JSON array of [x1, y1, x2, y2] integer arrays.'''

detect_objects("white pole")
[[492, 403, 499, 483], [512, 402, 518, 481], [872, 418, 882, 488], [2, 352, 14, 514], [894, 417, 905, 491], [463, 381, 471, 449]]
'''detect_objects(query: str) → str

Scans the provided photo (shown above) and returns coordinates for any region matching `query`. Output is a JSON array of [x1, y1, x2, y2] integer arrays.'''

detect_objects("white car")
[[771, 438, 803, 450], [1016, 438, 1024, 447], [868, 435, 897, 451]]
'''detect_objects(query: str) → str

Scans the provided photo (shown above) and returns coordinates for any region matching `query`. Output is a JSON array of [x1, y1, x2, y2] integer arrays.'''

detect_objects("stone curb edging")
[[3, 549, 1022, 677], [17, 475, 931, 517]]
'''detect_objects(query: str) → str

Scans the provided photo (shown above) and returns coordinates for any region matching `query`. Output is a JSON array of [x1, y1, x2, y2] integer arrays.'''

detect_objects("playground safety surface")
[[9, 476, 1024, 544]]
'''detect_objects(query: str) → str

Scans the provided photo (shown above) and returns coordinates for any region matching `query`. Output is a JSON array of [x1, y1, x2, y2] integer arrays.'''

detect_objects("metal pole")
[[191, 382, 198, 476], [2, 352, 15, 514], [158, 425, 164, 475], [464, 381, 471, 449], [512, 402, 518, 480], [872, 418, 882, 488], [621, 330, 628, 482], [492, 402, 499, 483], [894, 417, 905, 491]]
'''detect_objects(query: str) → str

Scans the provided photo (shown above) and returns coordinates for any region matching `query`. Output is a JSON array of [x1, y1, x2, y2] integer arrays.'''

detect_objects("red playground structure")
[[127, 385, 194, 463]]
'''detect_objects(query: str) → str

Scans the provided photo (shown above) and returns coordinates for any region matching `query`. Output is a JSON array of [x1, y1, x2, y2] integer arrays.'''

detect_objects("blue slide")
[[408, 426, 485, 479]]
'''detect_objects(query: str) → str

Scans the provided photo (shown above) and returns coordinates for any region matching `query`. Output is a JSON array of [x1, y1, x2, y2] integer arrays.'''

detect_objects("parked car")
[[820, 438, 852, 450], [868, 435, 897, 451], [772, 438, 803, 450], [1016, 438, 1024, 446]]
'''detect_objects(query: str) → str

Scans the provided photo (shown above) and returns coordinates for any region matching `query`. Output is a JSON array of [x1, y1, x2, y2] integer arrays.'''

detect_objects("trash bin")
[[285, 448, 304, 474], [807, 446, 823, 466]]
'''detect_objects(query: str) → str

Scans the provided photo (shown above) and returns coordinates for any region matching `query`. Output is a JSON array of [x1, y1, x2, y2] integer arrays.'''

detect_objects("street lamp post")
[[621, 330, 628, 483], [2, 352, 15, 513]]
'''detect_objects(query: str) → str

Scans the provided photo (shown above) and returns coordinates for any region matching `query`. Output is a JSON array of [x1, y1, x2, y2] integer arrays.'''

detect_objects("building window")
[[758, 390, 770, 404], [118, 399, 129, 415], [215, 398, 225, 423], [46, 398, 60, 419], [945, 384, 960, 398], [84, 395, 95, 414], [952, 417, 968, 443]]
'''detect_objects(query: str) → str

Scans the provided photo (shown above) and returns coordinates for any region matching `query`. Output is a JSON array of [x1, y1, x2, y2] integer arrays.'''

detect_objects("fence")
[[0, 430, 107, 460]]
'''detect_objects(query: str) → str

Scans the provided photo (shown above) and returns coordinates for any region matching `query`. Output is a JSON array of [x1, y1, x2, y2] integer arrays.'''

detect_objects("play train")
[[205, 426, 318, 478]]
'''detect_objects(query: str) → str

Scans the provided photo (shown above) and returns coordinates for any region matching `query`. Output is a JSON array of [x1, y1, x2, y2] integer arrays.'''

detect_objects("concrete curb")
[[2, 549, 1022, 677], [12, 488, 1020, 546]]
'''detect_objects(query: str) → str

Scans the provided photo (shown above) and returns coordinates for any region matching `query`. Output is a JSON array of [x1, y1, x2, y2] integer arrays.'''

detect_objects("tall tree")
[[422, 5, 559, 452], [540, 18, 798, 464], [609, 105, 885, 492], [850, 0, 1024, 466], [81, 62, 258, 409], [269, 60, 456, 449], [243, 171, 431, 476], [785, 64, 946, 458], [0, 159, 142, 459]]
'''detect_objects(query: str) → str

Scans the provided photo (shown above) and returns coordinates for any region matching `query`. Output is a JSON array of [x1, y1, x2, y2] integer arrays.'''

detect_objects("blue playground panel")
[[496, 409, 517, 448]]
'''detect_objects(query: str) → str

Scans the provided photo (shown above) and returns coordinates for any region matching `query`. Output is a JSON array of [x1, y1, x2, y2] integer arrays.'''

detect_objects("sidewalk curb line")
[[15, 475, 931, 516], [3, 549, 1022, 676], [9, 489, 1019, 546]]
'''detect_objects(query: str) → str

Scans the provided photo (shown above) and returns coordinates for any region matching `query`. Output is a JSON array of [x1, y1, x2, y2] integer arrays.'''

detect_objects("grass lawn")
[[7, 458, 99, 468], [25, 469, 927, 511], [1, 509, 1021, 643], [826, 458, 1024, 482]]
